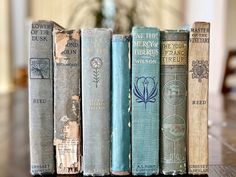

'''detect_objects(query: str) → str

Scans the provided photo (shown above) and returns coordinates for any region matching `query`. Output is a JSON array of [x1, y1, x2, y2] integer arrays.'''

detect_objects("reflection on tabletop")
[[1, 89, 236, 177]]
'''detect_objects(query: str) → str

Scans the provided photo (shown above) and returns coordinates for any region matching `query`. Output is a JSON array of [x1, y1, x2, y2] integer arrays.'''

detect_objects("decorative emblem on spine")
[[133, 76, 158, 109], [162, 115, 186, 162], [30, 58, 50, 79], [163, 115, 185, 141], [190, 60, 209, 82], [90, 57, 103, 88], [163, 80, 186, 106]]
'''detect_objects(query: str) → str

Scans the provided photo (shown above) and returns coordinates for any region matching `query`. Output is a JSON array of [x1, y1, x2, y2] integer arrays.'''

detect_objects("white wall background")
[[185, 0, 227, 94], [225, 0, 236, 51], [11, 0, 27, 68], [8, 0, 233, 94]]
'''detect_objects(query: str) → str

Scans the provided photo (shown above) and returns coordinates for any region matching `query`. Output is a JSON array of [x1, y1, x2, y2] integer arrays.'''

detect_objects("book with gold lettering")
[[160, 30, 189, 175], [131, 27, 160, 176], [187, 22, 210, 175], [29, 20, 63, 175], [53, 30, 81, 174]]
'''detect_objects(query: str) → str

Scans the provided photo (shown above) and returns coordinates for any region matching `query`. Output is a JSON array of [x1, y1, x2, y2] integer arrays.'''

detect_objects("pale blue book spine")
[[81, 28, 112, 176], [111, 35, 131, 175], [131, 27, 161, 176]]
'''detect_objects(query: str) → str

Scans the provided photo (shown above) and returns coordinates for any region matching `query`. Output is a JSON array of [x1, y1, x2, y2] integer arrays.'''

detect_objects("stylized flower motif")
[[133, 76, 158, 109], [90, 57, 103, 69], [90, 57, 103, 88], [190, 60, 209, 82]]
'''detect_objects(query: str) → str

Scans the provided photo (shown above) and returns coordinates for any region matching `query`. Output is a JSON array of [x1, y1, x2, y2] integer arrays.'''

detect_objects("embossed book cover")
[[160, 30, 189, 175], [131, 27, 160, 176], [53, 30, 81, 174], [111, 34, 131, 175], [187, 22, 210, 175], [81, 28, 112, 175], [29, 20, 63, 175]]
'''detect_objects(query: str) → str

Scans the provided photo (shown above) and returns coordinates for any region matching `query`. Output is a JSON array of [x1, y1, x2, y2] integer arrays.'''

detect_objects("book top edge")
[[112, 34, 130, 41], [32, 20, 64, 29], [193, 21, 210, 25], [54, 29, 80, 34], [161, 29, 189, 33], [81, 28, 112, 32], [132, 26, 160, 32]]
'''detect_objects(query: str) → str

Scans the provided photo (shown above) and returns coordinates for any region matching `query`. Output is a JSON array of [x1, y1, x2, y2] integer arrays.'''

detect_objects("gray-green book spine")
[[160, 30, 189, 175], [29, 20, 62, 175], [81, 28, 112, 175], [132, 27, 160, 176]]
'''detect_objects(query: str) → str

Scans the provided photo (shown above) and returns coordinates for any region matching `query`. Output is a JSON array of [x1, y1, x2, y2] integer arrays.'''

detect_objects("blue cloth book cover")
[[131, 26, 160, 176], [111, 34, 131, 175]]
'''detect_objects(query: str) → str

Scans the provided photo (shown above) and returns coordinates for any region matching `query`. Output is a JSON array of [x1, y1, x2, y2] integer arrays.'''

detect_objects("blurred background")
[[0, 0, 236, 176], [1, 0, 235, 94]]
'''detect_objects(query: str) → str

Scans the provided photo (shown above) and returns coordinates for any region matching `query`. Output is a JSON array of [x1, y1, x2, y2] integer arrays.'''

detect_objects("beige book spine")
[[187, 22, 210, 175]]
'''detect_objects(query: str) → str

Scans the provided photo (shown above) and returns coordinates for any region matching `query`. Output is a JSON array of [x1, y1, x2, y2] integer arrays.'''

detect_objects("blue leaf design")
[[133, 76, 158, 109]]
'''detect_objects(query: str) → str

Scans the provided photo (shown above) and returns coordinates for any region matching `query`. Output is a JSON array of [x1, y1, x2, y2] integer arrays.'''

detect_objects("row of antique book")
[[29, 20, 210, 176]]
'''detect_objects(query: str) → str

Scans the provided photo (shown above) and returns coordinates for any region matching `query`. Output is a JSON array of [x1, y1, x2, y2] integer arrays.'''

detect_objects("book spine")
[[160, 31, 189, 175], [187, 22, 210, 175], [131, 27, 160, 176], [111, 35, 131, 175], [29, 21, 55, 175], [81, 28, 112, 175], [53, 30, 81, 174]]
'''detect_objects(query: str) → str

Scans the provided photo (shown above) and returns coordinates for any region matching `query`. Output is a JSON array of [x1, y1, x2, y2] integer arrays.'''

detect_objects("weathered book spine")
[[160, 30, 189, 175], [29, 20, 63, 175], [111, 35, 131, 175], [187, 22, 210, 175], [81, 28, 112, 175], [53, 30, 81, 174], [131, 27, 160, 176]]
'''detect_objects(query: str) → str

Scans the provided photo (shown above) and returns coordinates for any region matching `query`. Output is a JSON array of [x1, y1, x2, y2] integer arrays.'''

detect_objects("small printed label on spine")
[[189, 27, 210, 43], [161, 41, 187, 65]]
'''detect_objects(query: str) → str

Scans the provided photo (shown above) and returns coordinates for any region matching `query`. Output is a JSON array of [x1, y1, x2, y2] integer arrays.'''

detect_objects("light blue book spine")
[[81, 28, 112, 176], [131, 27, 160, 176], [111, 35, 131, 175]]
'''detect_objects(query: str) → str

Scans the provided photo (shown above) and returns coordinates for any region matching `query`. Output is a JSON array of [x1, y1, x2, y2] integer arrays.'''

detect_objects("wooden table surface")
[[1, 88, 236, 177]]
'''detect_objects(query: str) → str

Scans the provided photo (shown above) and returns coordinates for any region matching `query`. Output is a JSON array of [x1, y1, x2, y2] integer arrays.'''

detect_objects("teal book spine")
[[131, 27, 160, 176], [160, 30, 189, 175], [81, 28, 112, 175], [111, 35, 131, 175]]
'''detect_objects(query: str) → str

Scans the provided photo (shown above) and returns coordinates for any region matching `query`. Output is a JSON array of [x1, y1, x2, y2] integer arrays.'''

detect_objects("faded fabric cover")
[[160, 30, 189, 175], [188, 22, 210, 175], [53, 30, 81, 174], [29, 20, 63, 175], [81, 28, 112, 175], [131, 27, 160, 176], [111, 35, 131, 175]]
